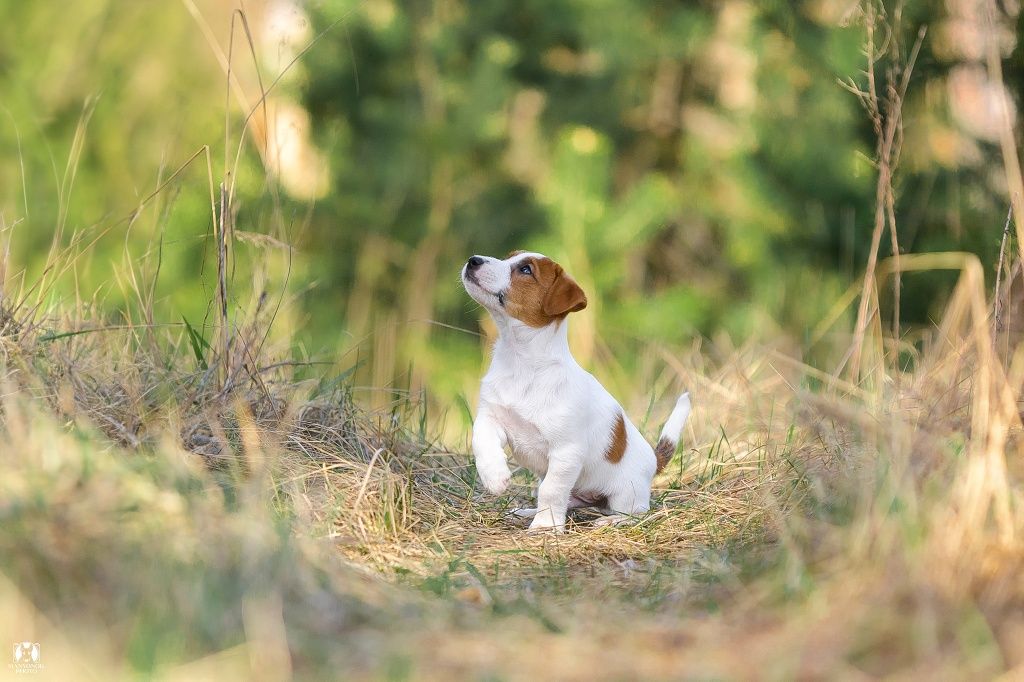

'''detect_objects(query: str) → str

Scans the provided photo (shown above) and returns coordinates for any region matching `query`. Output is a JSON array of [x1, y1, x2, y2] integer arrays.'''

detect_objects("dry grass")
[[1, 249, 1023, 680]]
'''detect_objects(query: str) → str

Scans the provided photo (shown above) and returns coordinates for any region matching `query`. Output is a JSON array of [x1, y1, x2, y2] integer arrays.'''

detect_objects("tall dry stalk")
[[986, 0, 1024, 369], [992, 205, 1015, 359], [216, 182, 232, 388], [985, 2, 1024, 270], [839, 1, 925, 381]]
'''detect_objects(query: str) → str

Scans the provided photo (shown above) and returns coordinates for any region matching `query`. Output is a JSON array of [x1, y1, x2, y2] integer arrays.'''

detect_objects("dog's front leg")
[[528, 449, 582, 533], [472, 407, 512, 495]]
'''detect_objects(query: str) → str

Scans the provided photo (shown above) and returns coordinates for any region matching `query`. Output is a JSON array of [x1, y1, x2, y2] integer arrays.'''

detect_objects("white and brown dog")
[[462, 251, 691, 532]]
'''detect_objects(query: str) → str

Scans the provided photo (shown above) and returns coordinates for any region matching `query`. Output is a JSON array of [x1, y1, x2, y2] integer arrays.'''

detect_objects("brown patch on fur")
[[503, 256, 587, 328], [603, 413, 627, 463], [506, 249, 526, 258], [654, 437, 675, 473]]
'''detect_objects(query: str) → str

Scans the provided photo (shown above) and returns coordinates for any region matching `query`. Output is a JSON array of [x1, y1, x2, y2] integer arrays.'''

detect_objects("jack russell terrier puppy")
[[462, 251, 691, 532]]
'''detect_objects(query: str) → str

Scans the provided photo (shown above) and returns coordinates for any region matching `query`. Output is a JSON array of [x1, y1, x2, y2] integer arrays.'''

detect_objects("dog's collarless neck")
[[493, 318, 572, 364]]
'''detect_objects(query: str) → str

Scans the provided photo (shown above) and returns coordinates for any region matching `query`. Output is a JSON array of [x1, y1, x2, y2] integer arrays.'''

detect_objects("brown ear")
[[506, 249, 526, 259], [543, 269, 587, 317]]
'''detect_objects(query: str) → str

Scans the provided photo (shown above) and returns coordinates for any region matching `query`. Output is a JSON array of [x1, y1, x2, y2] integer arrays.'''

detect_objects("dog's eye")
[[518, 264, 532, 275]]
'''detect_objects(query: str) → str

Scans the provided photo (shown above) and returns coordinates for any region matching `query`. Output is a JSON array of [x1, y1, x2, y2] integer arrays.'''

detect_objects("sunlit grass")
[[1, 253, 1022, 678]]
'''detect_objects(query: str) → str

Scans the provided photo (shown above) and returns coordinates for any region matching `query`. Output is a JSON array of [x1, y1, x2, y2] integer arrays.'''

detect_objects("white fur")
[[462, 252, 691, 532]]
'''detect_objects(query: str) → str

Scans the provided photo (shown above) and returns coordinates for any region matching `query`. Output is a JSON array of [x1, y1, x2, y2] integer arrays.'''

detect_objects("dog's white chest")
[[480, 362, 576, 476], [488, 402, 551, 475]]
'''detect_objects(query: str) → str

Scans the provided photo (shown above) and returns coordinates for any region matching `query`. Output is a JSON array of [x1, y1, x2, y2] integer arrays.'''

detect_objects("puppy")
[[462, 251, 691, 532]]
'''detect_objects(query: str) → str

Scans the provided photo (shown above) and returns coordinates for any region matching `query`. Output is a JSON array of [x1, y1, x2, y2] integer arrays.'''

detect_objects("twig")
[[985, 1, 1024, 270], [992, 205, 1014, 360], [217, 182, 231, 389], [842, 2, 925, 381]]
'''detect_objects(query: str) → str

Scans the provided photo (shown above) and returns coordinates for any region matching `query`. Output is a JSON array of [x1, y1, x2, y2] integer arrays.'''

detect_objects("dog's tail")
[[653, 392, 691, 473]]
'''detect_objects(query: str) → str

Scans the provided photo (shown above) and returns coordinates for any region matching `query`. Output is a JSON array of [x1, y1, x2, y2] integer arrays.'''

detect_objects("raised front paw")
[[477, 461, 512, 496]]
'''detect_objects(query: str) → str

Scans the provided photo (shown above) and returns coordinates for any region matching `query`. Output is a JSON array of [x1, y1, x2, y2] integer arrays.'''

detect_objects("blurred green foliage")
[[1, 0, 1020, 401], [0, 1, 232, 323], [297, 0, 1018, 397]]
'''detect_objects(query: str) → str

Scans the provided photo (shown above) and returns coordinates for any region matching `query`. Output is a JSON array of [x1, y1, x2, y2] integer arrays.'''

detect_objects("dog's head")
[[461, 251, 587, 327]]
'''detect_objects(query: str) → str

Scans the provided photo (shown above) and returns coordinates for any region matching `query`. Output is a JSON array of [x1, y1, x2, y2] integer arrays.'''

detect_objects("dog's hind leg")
[[593, 486, 650, 527]]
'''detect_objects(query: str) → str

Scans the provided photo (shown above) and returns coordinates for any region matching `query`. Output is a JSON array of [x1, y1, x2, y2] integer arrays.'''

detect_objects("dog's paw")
[[477, 463, 512, 496], [527, 515, 565, 534]]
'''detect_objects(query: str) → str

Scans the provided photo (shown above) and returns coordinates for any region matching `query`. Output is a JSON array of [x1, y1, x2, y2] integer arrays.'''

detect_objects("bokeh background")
[[1, 0, 1021, 413]]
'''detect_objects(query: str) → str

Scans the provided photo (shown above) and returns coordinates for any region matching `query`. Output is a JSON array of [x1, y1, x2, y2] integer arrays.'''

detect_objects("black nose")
[[466, 256, 485, 270]]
